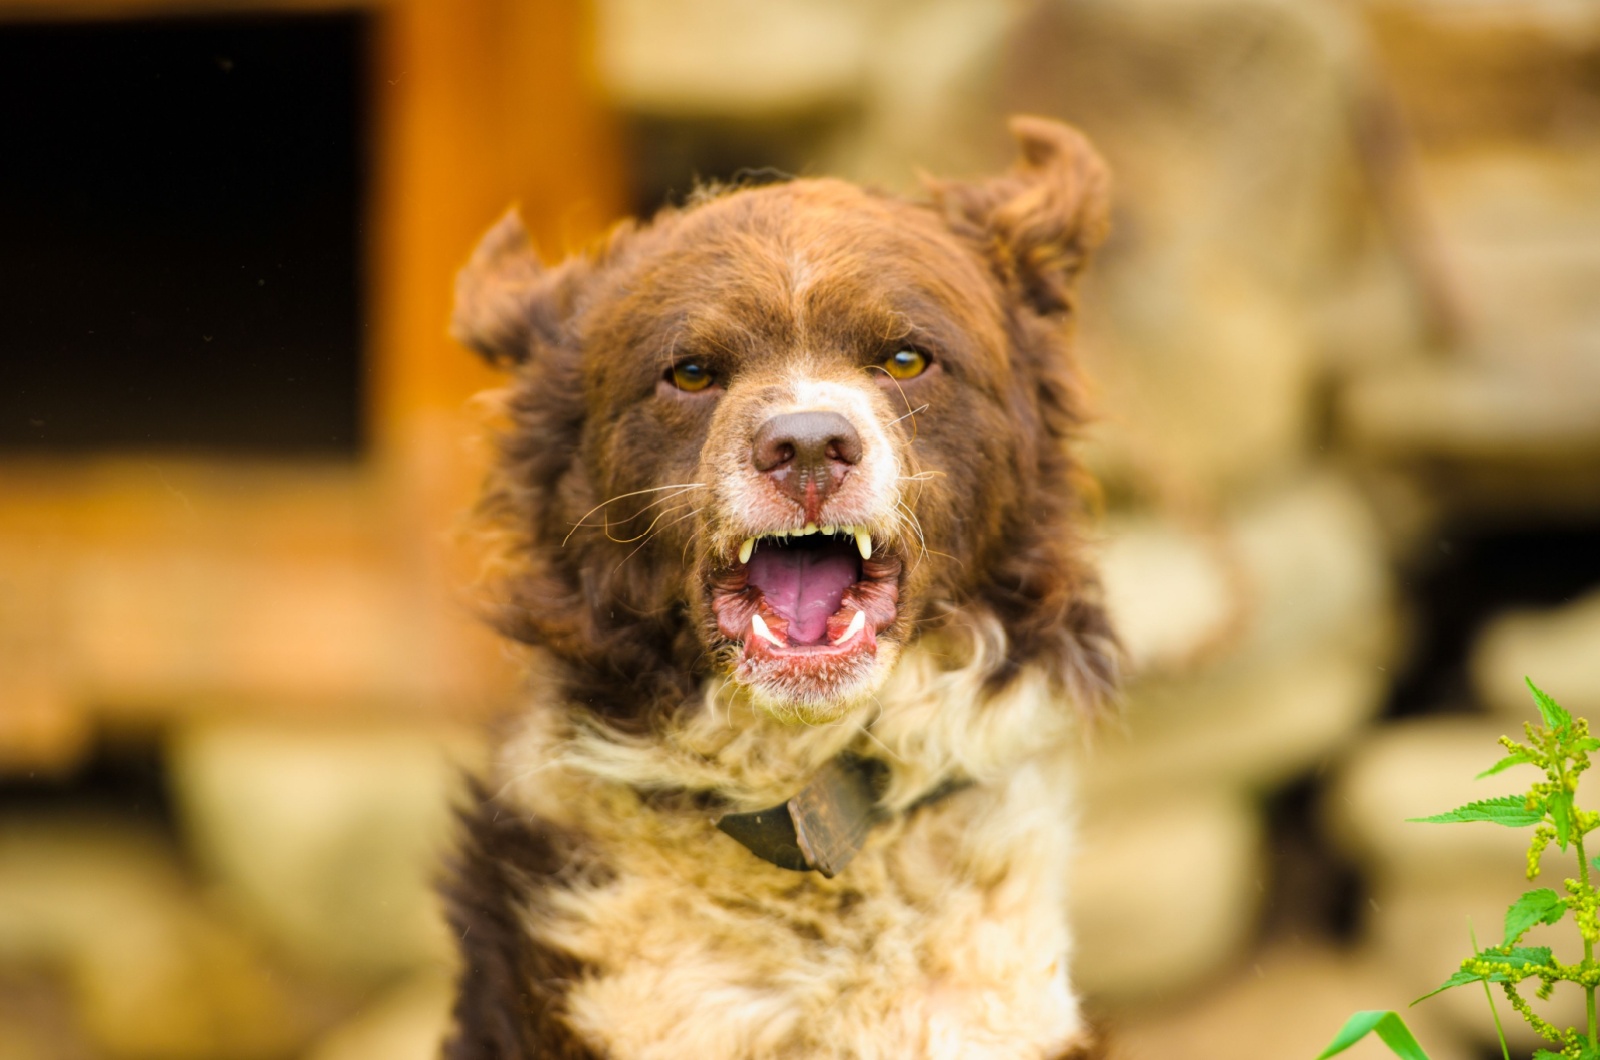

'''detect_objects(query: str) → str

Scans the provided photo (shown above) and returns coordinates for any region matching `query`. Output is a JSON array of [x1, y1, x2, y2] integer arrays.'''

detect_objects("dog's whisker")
[[868, 364, 921, 442], [600, 502, 694, 545], [895, 499, 930, 570], [888, 403, 929, 427], [563, 483, 706, 546], [613, 505, 704, 573]]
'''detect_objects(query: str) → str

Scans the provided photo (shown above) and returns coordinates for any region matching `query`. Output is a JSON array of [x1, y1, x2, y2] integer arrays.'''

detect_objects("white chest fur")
[[495, 642, 1088, 1060]]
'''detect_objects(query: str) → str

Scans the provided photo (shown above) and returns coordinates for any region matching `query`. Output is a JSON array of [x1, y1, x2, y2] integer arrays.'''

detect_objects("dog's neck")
[[494, 621, 1079, 830]]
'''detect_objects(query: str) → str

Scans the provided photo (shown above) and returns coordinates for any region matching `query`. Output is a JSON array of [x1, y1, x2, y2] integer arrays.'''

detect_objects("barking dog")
[[443, 117, 1118, 1060]]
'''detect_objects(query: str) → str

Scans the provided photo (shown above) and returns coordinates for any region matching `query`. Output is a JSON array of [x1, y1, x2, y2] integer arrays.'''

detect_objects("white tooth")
[[804, 522, 818, 535], [751, 612, 785, 648], [821, 524, 836, 536], [855, 529, 873, 560], [738, 538, 755, 564], [834, 608, 867, 645]]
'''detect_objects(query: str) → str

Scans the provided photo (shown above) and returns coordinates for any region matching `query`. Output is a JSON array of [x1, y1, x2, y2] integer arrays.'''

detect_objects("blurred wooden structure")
[[0, 0, 625, 772]]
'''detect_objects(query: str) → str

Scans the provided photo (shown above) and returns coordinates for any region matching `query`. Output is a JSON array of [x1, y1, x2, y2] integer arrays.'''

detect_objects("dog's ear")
[[928, 116, 1110, 316], [452, 208, 584, 366]]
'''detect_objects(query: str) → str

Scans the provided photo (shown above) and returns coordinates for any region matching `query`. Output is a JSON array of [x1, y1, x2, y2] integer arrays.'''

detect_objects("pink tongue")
[[746, 544, 858, 644]]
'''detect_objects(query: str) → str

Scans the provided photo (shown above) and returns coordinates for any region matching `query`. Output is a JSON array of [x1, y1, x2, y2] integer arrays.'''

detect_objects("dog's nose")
[[752, 410, 862, 511]]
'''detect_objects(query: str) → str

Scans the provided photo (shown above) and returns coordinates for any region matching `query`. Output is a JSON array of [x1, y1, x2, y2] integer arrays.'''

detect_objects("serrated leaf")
[[1534, 1051, 1566, 1060], [1317, 1010, 1432, 1060], [1480, 946, 1554, 980], [1413, 969, 1484, 1003], [1504, 888, 1567, 946], [1581, 737, 1600, 752], [1410, 796, 1545, 828], [1553, 794, 1572, 849], [1528, 677, 1571, 731], [1477, 752, 1537, 779]]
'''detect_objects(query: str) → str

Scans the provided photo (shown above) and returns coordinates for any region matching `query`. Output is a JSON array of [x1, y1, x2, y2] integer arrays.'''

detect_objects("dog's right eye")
[[667, 360, 715, 392]]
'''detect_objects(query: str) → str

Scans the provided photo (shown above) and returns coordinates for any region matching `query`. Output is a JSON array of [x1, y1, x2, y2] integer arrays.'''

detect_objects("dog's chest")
[[533, 768, 1084, 1060]]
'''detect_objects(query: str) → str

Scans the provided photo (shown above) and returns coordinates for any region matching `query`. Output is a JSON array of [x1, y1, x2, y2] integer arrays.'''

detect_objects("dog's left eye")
[[668, 360, 716, 392], [879, 349, 929, 381]]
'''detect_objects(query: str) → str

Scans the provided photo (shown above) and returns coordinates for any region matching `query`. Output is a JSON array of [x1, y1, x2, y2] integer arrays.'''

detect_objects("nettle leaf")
[[1504, 888, 1567, 945], [1410, 796, 1545, 828], [1552, 794, 1573, 850], [1527, 677, 1571, 732], [1317, 1010, 1432, 1060], [1533, 1051, 1566, 1060], [1413, 969, 1484, 1003], [1477, 751, 1538, 779], [1483, 945, 1555, 980]]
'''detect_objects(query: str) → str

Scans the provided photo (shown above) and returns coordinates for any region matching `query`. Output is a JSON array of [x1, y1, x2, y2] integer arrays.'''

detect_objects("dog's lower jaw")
[[736, 638, 904, 725]]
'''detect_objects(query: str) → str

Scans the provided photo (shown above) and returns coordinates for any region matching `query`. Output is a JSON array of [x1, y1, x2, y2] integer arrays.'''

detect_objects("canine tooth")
[[821, 524, 836, 536], [833, 608, 867, 645], [804, 522, 818, 535], [855, 529, 873, 560], [751, 613, 785, 648], [738, 537, 755, 564]]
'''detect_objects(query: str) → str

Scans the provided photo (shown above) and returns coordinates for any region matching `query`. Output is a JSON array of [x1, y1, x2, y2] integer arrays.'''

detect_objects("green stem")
[[1484, 972, 1513, 1060], [1560, 751, 1597, 1053], [1577, 827, 1596, 1052]]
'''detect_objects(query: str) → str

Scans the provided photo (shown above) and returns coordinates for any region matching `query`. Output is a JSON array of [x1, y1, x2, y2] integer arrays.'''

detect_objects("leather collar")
[[713, 754, 969, 878]]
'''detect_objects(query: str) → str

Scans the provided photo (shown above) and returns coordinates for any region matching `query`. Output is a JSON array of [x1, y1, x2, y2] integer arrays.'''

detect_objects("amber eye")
[[669, 360, 715, 392], [880, 349, 929, 380]]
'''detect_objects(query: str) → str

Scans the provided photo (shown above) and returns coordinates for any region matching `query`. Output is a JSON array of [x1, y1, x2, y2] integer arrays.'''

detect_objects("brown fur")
[[443, 116, 1118, 1058]]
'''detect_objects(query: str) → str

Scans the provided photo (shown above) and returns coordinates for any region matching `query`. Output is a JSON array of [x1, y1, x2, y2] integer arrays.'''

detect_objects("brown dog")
[[443, 116, 1117, 1060]]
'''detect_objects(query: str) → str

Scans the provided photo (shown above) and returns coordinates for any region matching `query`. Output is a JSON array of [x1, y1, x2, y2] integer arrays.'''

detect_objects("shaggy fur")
[[443, 116, 1117, 1059]]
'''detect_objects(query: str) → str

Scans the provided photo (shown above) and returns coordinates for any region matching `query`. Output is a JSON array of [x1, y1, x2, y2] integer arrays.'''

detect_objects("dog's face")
[[457, 119, 1115, 723]]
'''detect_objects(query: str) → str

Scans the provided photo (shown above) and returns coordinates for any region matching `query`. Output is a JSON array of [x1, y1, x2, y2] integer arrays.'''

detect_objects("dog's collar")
[[712, 754, 970, 878]]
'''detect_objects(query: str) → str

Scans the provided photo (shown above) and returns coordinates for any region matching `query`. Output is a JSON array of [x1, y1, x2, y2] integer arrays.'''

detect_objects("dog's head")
[[458, 117, 1116, 725]]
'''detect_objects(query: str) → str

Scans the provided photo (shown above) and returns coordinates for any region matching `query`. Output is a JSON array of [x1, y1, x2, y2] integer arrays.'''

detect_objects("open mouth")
[[710, 525, 901, 684]]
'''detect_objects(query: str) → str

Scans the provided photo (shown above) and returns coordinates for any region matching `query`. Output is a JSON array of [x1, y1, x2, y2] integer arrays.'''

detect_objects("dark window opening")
[[0, 12, 370, 456]]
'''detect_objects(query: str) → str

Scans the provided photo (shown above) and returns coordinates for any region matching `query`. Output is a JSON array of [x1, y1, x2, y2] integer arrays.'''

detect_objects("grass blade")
[[1317, 1010, 1432, 1060]]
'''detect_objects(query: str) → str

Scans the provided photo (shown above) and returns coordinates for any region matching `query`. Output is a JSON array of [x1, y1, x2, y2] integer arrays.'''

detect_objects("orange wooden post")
[[366, 0, 625, 714]]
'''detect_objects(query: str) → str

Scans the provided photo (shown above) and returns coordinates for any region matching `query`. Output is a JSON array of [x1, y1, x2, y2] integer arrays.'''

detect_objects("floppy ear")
[[451, 207, 582, 366], [928, 116, 1111, 316]]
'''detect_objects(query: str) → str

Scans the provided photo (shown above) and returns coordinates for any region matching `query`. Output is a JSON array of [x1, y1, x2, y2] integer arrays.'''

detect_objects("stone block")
[[1227, 476, 1393, 663], [1472, 588, 1600, 723], [0, 814, 313, 1060], [304, 971, 454, 1060], [1101, 471, 1393, 670], [1082, 644, 1388, 801], [168, 721, 483, 980], [1098, 516, 1234, 675], [1070, 791, 1262, 1002], [1104, 940, 1476, 1060], [1323, 717, 1534, 888], [595, 0, 878, 116]]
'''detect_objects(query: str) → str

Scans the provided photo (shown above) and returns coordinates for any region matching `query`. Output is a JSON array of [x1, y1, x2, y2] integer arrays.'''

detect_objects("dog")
[[441, 116, 1118, 1060]]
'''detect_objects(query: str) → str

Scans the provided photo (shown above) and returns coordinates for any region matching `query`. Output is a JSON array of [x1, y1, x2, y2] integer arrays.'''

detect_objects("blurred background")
[[1, 0, 1598, 1057]]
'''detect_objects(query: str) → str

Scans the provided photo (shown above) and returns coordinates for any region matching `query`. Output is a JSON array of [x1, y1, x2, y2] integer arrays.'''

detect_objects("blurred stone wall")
[[595, 0, 1600, 1058], [3, 1, 1600, 1059]]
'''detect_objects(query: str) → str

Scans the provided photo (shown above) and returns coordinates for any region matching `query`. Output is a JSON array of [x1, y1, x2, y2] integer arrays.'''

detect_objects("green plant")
[[1320, 679, 1600, 1060]]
